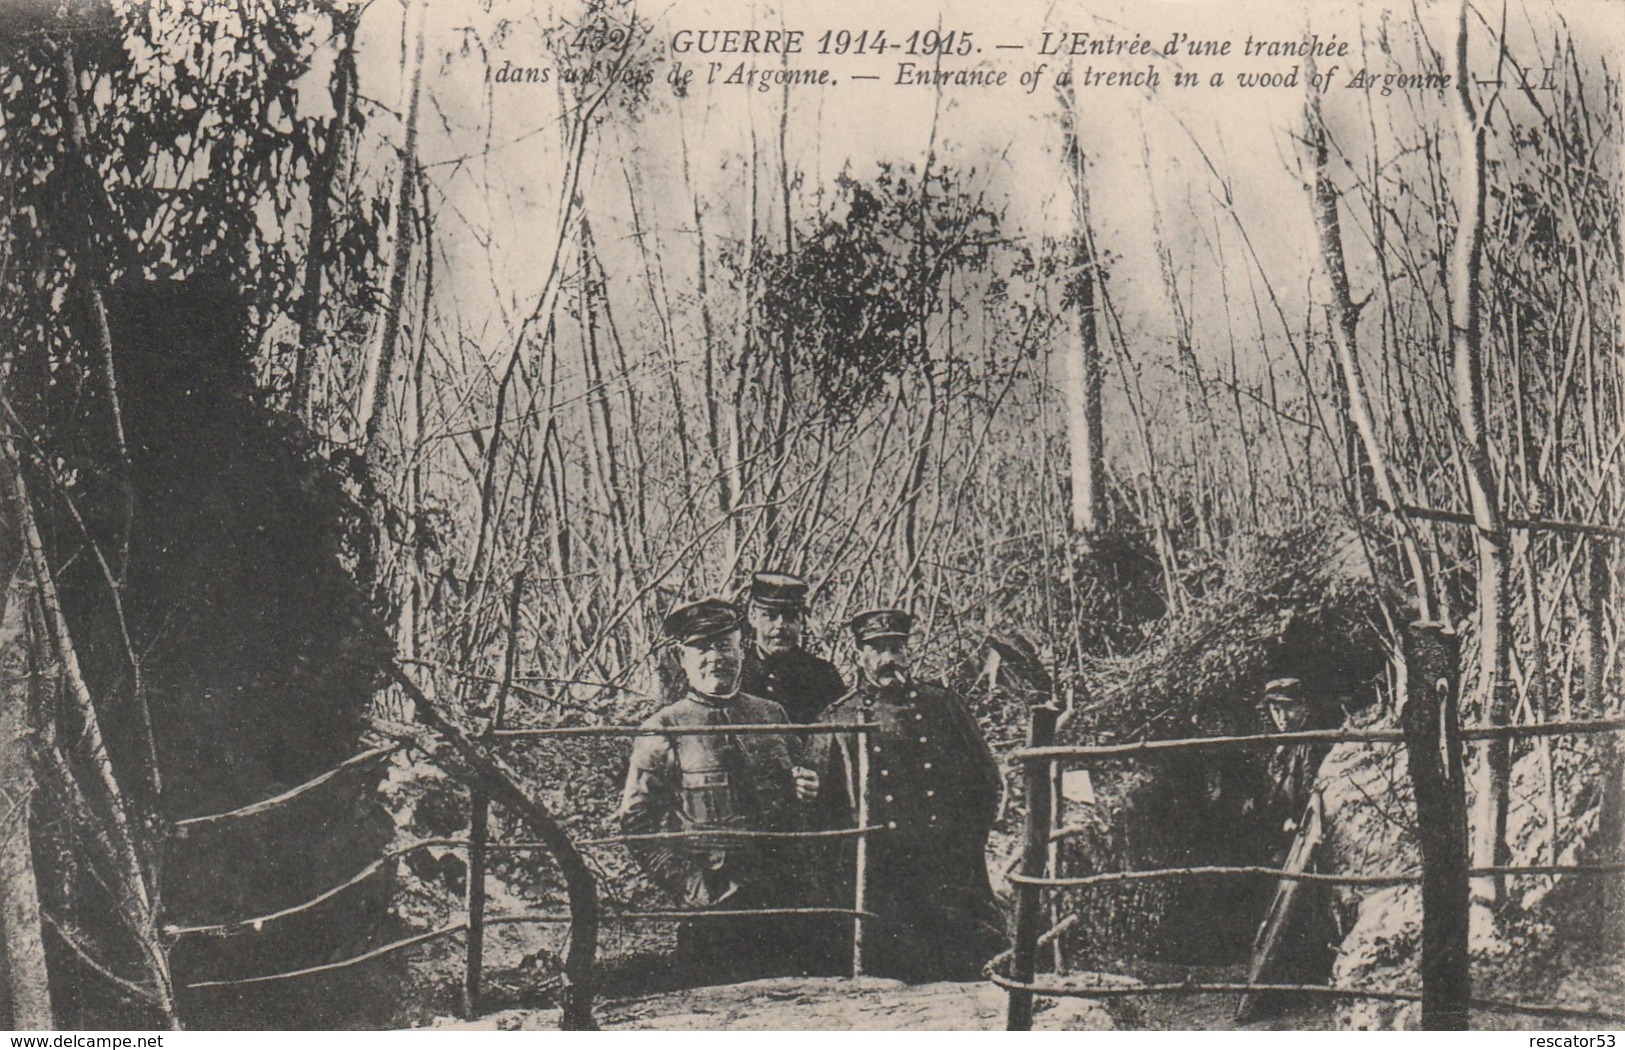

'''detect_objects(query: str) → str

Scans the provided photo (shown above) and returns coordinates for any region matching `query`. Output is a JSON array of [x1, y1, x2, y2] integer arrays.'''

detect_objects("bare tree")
[[1056, 82, 1106, 543], [1449, 1, 1513, 910]]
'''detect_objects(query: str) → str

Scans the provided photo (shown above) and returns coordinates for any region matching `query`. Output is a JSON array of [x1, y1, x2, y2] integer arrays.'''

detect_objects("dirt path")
[[436, 977, 1120, 1031], [432, 974, 1334, 1031]]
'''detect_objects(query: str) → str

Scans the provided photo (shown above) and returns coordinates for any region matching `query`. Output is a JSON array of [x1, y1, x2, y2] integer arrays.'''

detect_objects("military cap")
[[663, 597, 743, 645], [748, 571, 811, 610], [848, 608, 914, 645], [1263, 677, 1305, 705]]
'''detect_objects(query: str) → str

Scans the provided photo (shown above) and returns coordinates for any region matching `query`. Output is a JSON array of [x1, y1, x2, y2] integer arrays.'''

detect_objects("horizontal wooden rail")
[[172, 745, 404, 830], [490, 906, 879, 924], [986, 971, 1625, 1025], [164, 839, 436, 937], [1474, 862, 1625, 878], [1458, 719, 1625, 741], [167, 823, 892, 938], [184, 923, 470, 989], [182, 908, 876, 990], [1013, 728, 1404, 762], [1011, 865, 1419, 889], [492, 721, 879, 739], [1012, 719, 1625, 764], [1010, 862, 1625, 891], [1393, 502, 1625, 541], [578, 827, 880, 847]]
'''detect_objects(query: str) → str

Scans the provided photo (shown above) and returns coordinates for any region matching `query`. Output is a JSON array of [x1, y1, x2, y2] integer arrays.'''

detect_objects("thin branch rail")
[[1012, 719, 1624, 763], [1008, 861, 1625, 889], [173, 745, 404, 830], [578, 827, 880, 846], [184, 923, 469, 990], [166, 827, 889, 938], [1013, 728, 1404, 762], [165, 844, 421, 937], [1458, 719, 1625, 741], [1011, 865, 1419, 888], [1393, 502, 1625, 541], [491, 907, 879, 923], [181, 908, 878, 990], [493, 721, 879, 739]]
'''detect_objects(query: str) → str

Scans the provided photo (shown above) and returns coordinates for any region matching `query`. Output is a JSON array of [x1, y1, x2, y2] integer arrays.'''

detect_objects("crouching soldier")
[[619, 597, 818, 980], [808, 609, 1005, 982]]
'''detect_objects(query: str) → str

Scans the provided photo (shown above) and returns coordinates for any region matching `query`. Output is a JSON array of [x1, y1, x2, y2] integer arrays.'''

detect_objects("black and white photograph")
[[0, 0, 1620, 1034]]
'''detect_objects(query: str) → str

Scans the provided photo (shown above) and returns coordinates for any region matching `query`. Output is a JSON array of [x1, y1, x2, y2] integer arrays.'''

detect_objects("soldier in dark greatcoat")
[[618, 598, 819, 979], [808, 609, 1005, 983], [1256, 676, 1329, 861], [738, 572, 849, 725]]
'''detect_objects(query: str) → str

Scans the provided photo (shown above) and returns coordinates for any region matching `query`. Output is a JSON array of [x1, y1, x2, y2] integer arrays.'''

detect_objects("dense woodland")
[[0, 0, 1618, 1030]]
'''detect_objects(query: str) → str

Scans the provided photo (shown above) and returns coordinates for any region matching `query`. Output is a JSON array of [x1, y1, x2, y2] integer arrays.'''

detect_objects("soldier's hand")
[[793, 765, 819, 800]]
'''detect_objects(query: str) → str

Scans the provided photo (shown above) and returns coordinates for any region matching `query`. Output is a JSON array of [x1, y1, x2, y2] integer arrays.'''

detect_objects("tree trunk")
[[1056, 83, 1105, 542], [1305, 59, 1436, 621], [0, 441, 176, 1026], [1449, 3, 1512, 911], [356, 0, 426, 452], [292, 6, 358, 424], [0, 567, 53, 1029]]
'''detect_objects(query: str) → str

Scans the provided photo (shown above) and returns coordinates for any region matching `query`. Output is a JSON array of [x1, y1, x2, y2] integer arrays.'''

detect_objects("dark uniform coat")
[[808, 678, 1005, 982], [740, 647, 848, 725]]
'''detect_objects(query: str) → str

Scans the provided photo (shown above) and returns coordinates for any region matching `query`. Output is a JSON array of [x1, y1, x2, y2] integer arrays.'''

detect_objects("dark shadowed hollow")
[[24, 279, 397, 1027]]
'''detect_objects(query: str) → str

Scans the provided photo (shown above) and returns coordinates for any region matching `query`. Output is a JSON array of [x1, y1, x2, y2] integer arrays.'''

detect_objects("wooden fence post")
[[1006, 704, 1059, 1031], [852, 727, 869, 977], [387, 663, 599, 1031], [462, 792, 489, 1020], [1401, 623, 1470, 1030]]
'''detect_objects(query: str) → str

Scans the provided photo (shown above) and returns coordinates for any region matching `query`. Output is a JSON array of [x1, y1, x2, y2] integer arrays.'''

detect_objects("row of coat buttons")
[[866, 689, 935, 832]]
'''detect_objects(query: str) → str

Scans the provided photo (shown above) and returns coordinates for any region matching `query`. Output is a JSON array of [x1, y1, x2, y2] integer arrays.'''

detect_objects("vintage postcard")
[[0, 0, 1619, 1035]]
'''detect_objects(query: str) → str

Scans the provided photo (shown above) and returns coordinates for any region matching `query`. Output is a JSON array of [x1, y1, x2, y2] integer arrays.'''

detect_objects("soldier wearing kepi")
[[809, 609, 1005, 982], [1257, 676, 1330, 861], [739, 572, 849, 725], [619, 597, 818, 978]]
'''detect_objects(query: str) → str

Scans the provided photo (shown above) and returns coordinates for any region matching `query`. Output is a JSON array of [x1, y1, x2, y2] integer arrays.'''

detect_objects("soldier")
[[739, 571, 848, 725], [618, 597, 818, 978], [809, 609, 1005, 982], [1257, 676, 1329, 855]]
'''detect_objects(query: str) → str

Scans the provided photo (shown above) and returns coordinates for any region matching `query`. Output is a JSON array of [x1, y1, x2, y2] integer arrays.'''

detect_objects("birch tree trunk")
[[1449, 4, 1513, 911], [356, 0, 426, 451], [0, 566, 53, 1029], [1304, 59, 1436, 622], [292, 7, 358, 425], [0, 442, 175, 1025], [1056, 83, 1105, 542]]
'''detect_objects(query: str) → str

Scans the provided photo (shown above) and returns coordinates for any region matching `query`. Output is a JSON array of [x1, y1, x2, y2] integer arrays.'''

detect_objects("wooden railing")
[[993, 622, 1625, 1031]]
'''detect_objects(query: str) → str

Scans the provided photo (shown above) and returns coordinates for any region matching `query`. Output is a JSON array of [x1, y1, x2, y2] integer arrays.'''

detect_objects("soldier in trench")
[[1253, 676, 1332, 864], [737, 571, 849, 726], [618, 598, 820, 979], [1237, 675, 1342, 1019], [808, 609, 1005, 982]]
